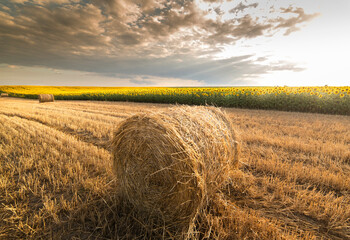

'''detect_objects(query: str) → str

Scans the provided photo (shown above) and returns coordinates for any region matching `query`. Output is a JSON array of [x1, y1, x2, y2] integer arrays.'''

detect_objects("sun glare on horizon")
[[0, 0, 349, 86]]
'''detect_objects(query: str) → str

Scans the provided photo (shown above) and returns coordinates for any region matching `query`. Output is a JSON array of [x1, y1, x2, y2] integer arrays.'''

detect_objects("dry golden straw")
[[112, 105, 239, 238], [1, 93, 8, 97], [38, 94, 54, 103]]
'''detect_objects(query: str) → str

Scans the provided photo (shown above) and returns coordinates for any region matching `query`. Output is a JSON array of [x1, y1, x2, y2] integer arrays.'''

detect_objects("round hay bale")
[[1, 93, 8, 97], [112, 105, 239, 234], [38, 94, 54, 103]]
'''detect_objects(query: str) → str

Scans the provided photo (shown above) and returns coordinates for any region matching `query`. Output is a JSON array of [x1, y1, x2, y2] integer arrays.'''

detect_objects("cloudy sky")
[[0, 0, 349, 86]]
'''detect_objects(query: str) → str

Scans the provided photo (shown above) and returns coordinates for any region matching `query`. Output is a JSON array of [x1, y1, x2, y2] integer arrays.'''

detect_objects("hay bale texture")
[[1, 93, 8, 97], [112, 105, 239, 237], [38, 94, 54, 103]]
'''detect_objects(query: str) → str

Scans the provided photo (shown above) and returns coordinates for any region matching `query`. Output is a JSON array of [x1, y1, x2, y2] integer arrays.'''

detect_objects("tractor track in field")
[[35, 105, 131, 119], [0, 112, 111, 150]]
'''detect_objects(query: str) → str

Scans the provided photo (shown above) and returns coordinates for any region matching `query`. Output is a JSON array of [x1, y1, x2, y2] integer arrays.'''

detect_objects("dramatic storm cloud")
[[1, 0, 346, 86]]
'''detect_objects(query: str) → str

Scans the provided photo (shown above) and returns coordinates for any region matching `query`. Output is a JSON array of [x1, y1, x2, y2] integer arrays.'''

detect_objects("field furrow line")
[[0, 114, 114, 239], [242, 135, 350, 166], [225, 171, 350, 239], [242, 156, 350, 195], [0, 112, 112, 150]]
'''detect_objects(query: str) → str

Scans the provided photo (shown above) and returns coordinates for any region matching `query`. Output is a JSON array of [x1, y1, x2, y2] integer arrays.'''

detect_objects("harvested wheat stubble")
[[38, 94, 54, 103], [112, 105, 239, 238], [1, 93, 8, 97]]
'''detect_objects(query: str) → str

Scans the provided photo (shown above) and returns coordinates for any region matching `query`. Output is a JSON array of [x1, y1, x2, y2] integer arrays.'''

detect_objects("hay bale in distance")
[[38, 94, 54, 103], [1, 93, 8, 97], [112, 105, 239, 236]]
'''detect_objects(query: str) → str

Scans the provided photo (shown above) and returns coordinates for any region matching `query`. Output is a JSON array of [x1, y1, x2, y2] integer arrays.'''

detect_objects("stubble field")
[[0, 97, 349, 239]]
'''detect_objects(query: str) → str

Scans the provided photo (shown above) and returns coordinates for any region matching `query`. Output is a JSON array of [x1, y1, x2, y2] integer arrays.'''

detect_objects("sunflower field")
[[1, 85, 349, 115]]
